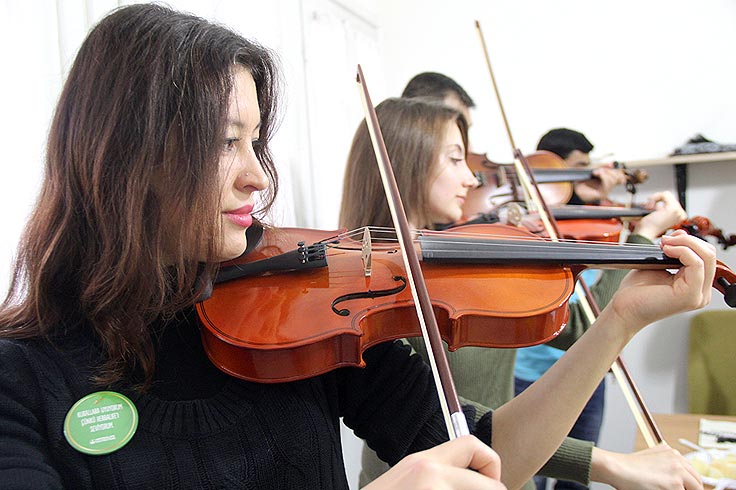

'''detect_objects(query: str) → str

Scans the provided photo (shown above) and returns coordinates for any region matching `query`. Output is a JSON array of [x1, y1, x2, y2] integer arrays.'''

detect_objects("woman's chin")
[[217, 240, 248, 262]]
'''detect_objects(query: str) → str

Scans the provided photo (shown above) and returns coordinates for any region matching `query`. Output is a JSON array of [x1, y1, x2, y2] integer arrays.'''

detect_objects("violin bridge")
[[361, 226, 372, 277]]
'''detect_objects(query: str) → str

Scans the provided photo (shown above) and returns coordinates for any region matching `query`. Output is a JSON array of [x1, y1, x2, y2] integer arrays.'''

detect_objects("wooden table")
[[634, 413, 736, 452]]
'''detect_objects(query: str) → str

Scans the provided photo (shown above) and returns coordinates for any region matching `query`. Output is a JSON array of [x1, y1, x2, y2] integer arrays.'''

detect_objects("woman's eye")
[[450, 157, 464, 166], [223, 137, 241, 152]]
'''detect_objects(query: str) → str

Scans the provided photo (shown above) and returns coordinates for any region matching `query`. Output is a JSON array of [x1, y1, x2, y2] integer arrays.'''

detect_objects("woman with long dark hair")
[[0, 5, 711, 489]]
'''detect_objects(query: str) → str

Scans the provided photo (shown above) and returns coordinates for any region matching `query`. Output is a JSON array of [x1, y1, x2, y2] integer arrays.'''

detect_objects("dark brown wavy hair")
[[0, 4, 281, 388]]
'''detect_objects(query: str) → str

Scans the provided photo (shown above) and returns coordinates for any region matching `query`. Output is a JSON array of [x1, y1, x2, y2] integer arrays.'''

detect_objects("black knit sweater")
[[0, 309, 491, 489]]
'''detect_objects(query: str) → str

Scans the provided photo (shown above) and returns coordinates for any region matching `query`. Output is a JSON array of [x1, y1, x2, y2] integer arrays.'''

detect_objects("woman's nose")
[[235, 151, 269, 192], [463, 162, 480, 188]]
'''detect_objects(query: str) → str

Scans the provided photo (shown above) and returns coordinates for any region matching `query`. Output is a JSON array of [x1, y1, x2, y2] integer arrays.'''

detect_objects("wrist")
[[589, 447, 622, 486], [592, 306, 639, 347]]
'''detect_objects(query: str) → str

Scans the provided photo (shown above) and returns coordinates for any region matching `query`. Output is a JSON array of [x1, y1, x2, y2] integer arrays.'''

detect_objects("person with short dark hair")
[[537, 128, 628, 205], [401, 72, 476, 108], [402, 71, 476, 128], [537, 128, 594, 163]]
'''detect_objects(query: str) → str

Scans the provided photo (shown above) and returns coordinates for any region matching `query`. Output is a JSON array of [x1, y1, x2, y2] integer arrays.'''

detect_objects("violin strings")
[[331, 226, 664, 255], [334, 227, 663, 254]]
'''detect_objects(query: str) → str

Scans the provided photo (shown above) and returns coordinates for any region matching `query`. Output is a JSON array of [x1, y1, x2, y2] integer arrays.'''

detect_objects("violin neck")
[[531, 168, 594, 183], [419, 236, 680, 269], [550, 205, 650, 221]]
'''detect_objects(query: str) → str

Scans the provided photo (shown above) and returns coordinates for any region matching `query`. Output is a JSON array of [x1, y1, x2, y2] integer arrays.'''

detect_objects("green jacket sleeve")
[[538, 436, 594, 485]]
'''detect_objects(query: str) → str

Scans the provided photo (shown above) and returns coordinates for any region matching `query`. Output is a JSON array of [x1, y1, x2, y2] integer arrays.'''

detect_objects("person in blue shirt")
[[515, 128, 688, 490]]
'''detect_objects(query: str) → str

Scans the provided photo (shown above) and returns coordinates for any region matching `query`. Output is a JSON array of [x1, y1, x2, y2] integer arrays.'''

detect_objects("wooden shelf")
[[624, 151, 736, 168]]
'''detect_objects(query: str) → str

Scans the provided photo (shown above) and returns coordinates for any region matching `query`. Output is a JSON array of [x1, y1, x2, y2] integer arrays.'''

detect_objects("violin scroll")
[[611, 161, 649, 186], [677, 216, 736, 250]]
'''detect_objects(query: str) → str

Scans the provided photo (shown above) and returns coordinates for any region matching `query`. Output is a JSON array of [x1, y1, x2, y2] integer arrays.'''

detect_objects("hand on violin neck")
[[605, 231, 716, 332], [573, 167, 628, 204], [633, 191, 688, 241]]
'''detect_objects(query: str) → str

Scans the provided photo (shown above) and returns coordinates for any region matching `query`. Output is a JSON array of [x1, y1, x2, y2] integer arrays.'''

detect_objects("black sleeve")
[[336, 340, 492, 465], [0, 340, 65, 489]]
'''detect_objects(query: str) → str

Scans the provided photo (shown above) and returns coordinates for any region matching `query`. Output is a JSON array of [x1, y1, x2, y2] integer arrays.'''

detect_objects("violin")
[[534, 206, 736, 250], [497, 204, 736, 249], [465, 150, 736, 247], [196, 222, 736, 383], [464, 151, 648, 215], [529, 151, 648, 205], [536, 218, 624, 243]]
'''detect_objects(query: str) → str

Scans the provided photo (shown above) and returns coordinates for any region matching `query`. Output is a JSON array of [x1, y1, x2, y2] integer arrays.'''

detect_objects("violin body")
[[464, 151, 574, 215], [197, 223, 736, 384], [464, 151, 648, 217], [197, 224, 574, 383], [525, 151, 575, 206], [463, 152, 518, 215], [538, 218, 623, 243]]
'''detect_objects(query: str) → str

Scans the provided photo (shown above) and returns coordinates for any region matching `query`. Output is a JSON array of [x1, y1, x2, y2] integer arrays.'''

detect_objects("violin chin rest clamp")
[[719, 276, 736, 308]]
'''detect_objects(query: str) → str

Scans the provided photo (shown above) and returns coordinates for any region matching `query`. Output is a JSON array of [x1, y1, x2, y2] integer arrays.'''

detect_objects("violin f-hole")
[[331, 275, 407, 316]]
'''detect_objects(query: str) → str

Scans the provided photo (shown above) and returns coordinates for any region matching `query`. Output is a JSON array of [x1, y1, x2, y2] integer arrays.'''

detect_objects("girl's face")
[[217, 67, 270, 261], [426, 122, 478, 226]]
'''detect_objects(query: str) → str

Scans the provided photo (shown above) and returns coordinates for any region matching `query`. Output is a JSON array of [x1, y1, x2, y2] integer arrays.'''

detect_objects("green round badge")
[[63, 391, 138, 455]]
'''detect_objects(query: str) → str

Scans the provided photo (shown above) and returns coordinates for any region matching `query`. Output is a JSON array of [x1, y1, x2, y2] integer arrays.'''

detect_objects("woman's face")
[[426, 122, 478, 226], [217, 67, 270, 261]]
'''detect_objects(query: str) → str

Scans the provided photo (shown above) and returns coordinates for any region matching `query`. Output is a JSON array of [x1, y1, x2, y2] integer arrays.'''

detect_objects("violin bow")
[[356, 65, 469, 440], [475, 20, 664, 447]]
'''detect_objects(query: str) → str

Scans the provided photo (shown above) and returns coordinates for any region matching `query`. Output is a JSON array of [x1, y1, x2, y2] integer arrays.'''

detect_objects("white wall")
[[1, 1, 735, 489], [374, 0, 736, 163]]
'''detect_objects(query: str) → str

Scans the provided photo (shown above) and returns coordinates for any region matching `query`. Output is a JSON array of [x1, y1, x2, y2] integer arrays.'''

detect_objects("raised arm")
[[491, 231, 715, 489]]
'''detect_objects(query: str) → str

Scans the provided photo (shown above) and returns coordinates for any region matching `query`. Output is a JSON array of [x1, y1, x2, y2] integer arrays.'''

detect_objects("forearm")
[[492, 308, 634, 490]]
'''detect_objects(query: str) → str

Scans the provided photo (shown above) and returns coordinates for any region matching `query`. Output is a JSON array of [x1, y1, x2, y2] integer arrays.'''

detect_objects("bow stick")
[[356, 65, 469, 439], [475, 20, 664, 447]]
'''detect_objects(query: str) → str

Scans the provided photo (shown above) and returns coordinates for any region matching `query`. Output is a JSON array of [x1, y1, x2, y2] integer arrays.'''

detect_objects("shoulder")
[[0, 336, 94, 408], [0, 336, 73, 375], [0, 337, 50, 381], [0, 334, 99, 433], [0, 337, 91, 487], [0, 337, 68, 396]]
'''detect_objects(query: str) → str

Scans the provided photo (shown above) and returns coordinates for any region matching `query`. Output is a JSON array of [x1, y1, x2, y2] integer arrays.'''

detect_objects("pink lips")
[[224, 204, 253, 228]]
